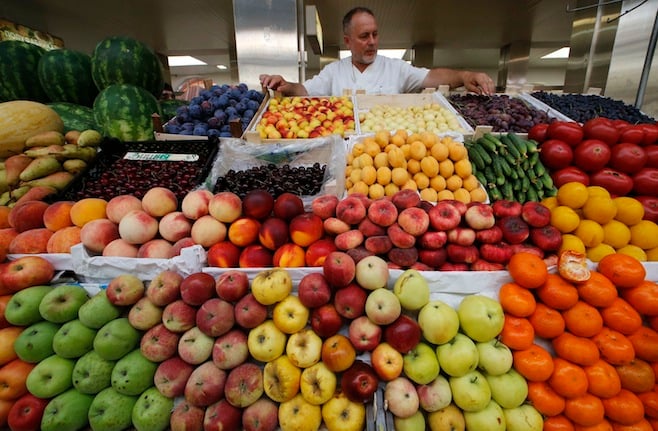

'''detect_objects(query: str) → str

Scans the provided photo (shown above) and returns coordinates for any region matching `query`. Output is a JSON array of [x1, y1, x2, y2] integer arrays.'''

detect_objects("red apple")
[[297, 272, 332, 308], [333, 283, 367, 319], [310, 304, 343, 338], [106, 274, 145, 306], [340, 360, 378, 403], [180, 272, 216, 306], [384, 314, 422, 354], [204, 399, 242, 431], [215, 270, 249, 302], [0, 256, 55, 292], [154, 356, 196, 398], [322, 251, 356, 289], [7, 393, 49, 431], [234, 294, 268, 329], [196, 298, 235, 337], [348, 315, 382, 352]]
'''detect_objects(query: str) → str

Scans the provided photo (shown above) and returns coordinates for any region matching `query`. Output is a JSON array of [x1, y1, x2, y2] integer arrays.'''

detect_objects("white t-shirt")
[[302, 55, 430, 96]]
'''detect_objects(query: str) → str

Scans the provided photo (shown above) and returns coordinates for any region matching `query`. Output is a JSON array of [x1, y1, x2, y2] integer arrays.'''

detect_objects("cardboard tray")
[[52, 137, 219, 202]]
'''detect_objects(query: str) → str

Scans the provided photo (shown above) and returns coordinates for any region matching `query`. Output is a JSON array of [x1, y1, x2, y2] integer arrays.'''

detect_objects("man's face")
[[344, 12, 378, 66]]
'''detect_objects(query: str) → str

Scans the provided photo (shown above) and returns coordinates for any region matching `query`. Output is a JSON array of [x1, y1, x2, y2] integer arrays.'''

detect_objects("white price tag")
[[123, 152, 199, 162]]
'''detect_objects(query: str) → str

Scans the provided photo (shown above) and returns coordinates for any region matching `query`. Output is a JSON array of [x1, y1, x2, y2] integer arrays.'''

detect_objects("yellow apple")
[[272, 296, 309, 335], [279, 393, 322, 431], [299, 362, 336, 405], [251, 269, 292, 305], [286, 328, 322, 368], [263, 355, 301, 403], [247, 320, 287, 362], [322, 391, 365, 431]]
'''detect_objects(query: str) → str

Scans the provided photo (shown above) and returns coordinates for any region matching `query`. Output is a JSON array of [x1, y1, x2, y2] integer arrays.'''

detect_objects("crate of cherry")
[[55, 137, 220, 203]]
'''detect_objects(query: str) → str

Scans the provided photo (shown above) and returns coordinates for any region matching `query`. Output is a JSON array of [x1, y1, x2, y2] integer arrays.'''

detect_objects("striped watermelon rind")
[[93, 84, 161, 142], [47, 102, 99, 133], [0, 40, 50, 102], [38, 49, 99, 107], [91, 36, 164, 98]]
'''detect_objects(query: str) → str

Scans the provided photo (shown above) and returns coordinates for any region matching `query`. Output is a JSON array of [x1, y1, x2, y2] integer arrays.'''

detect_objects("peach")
[[118, 209, 159, 244], [137, 239, 174, 258], [238, 244, 273, 268], [8, 200, 49, 232], [358, 218, 386, 237], [347, 246, 374, 264], [418, 231, 448, 249], [367, 198, 398, 227], [273, 243, 306, 267], [181, 189, 213, 220], [336, 196, 367, 225], [168, 237, 197, 258], [80, 218, 120, 254], [227, 217, 261, 247], [387, 223, 416, 249], [391, 189, 421, 210], [191, 215, 227, 248], [42, 200, 75, 231], [289, 213, 324, 247], [141, 187, 178, 217], [418, 248, 448, 268], [159, 211, 192, 242], [208, 192, 242, 223], [305, 237, 338, 267], [207, 241, 241, 268], [242, 189, 275, 220], [8, 228, 53, 254], [46, 225, 82, 253], [0, 206, 10, 229], [273, 192, 305, 221], [335, 229, 365, 251], [106, 194, 143, 224], [0, 228, 19, 258], [323, 217, 351, 236], [102, 238, 139, 257], [258, 217, 289, 251], [311, 194, 339, 220], [388, 247, 419, 268], [397, 207, 430, 237], [364, 235, 393, 255], [69, 197, 108, 227]]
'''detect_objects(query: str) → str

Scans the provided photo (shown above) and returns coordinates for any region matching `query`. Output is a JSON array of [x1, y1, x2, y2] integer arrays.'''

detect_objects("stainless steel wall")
[[606, 0, 658, 119], [232, 0, 300, 90]]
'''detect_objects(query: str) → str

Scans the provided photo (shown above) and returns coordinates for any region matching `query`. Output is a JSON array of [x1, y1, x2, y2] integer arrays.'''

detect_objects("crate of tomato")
[[529, 118, 658, 221]]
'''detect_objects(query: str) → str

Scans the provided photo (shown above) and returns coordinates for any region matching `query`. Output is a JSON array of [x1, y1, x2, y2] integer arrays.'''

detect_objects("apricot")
[[0, 327, 23, 365], [69, 197, 108, 227], [42, 200, 75, 231], [0, 206, 10, 229], [46, 225, 82, 253]]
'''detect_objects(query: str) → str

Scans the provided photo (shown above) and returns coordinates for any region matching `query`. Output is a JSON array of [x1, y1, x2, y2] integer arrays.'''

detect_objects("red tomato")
[[551, 166, 590, 188], [589, 168, 634, 197], [573, 139, 612, 173], [640, 124, 658, 146], [528, 123, 550, 143], [547, 121, 584, 147], [619, 125, 646, 145], [635, 196, 658, 223], [583, 117, 620, 146], [539, 139, 573, 170], [633, 167, 658, 196], [645, 145, 658, 168], [609, 142, 648, 174]]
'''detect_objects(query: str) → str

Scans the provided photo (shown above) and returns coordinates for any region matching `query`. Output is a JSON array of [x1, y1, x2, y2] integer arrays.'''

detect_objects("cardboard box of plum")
[[53, 137, 220, 203]]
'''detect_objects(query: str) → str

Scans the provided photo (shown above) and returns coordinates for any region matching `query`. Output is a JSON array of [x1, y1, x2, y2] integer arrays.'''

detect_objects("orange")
[[536, 274, 580, 310], [513, 343, 555, 382], [527, 381, 566, 417], [613, 197, 644, 226], [591, 327, 635, 366], [562, 301, 603, 338], [629, 220, 658, 249], [601, 389, 645, 425], [508, 252, 548, 289], [564, 393, 605, 427], [548, 357, 589, 399], [610, 419, 653, 431], [584, 359, 622, 399], [597, 253, 646, 289], [557, 182, 589, 209], [576, 271, 618, 308], [499, 314, 535, 350], [600, 297, 643, 335], [498, 282, 537, 317], [552, 332, 600, 366], [614, 358, 655, 393], [529, 302, 566, 339], [626, 325, 658, 363]]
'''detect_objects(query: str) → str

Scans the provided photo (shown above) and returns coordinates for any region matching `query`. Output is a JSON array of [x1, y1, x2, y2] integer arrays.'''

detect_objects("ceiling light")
[[339, 49, 409, 60], [216, 64, 227, 70], [167, 55, 207, 66], [541, 47, 570, 59]]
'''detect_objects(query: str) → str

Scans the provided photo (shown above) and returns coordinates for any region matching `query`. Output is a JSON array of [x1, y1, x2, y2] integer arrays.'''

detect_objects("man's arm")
[[423, 68, 495, 95], [259, 74, 309, 96]]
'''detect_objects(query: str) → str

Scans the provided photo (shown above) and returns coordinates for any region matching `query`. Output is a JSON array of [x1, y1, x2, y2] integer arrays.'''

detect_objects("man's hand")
[[461, 71, 495, 95], [259, 74, 287, 90], [258, 74, 309, 96]]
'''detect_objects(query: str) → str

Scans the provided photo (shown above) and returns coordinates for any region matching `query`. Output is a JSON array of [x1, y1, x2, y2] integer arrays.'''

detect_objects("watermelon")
[[91, 36, 164, 97], [93, 84, 161, 141], [0, 40, 50, 102], [38, 49, 99, 106], [159, 99, 188, 122], [47, 102, 99, 133]]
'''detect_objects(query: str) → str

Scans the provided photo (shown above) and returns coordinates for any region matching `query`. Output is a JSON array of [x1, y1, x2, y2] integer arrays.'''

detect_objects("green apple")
[[131, 386, 174, 431], [88, 386, 138, 431], [503, 403, 543, 431], [457, 295, 504, 343], [4, 285, 53, 326], [72, 350, 116, 394], [26, 354, 75, 398], [93, 317, 140, 360], [39, 284, 89, 323], [111, 349, 158, 396], [52, 319, 97, 359], [476, 339, 514, 376], [40, 388, 94, 431], [418, 300, 460, 345], [463, 399, 505, 431], [394, 410, 426, 430], [393, 269, 430, 311], [485, 368, 528, 409], [437, 333, 479, 377], [403, 341, 440, 385], [449, 370, 491, 412], [78, 289, 121, 329], [12, 321, 59, 363]]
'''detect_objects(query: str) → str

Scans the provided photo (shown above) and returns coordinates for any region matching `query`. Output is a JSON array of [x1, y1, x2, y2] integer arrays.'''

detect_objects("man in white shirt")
[[260, 6, 496, 96]]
